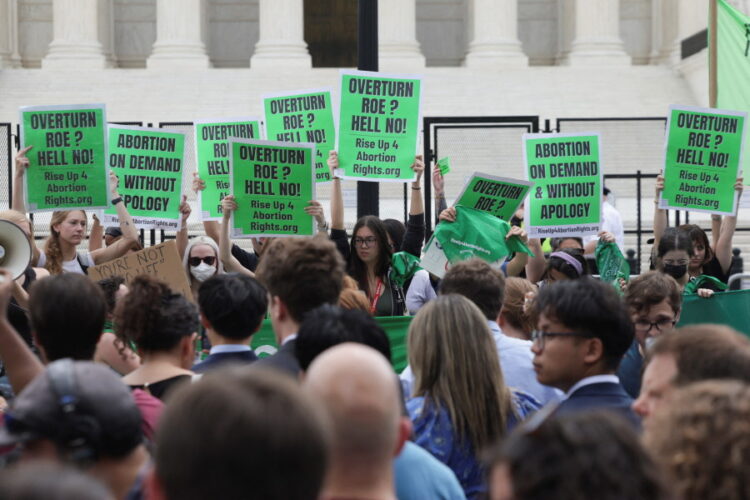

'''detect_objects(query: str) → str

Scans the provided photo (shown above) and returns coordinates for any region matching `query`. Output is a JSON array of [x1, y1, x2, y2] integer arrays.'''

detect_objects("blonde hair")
[[408, 294, 514, 452], [0, 209, 38, 266], [44, 210, 86, 275], [501, 278, 537, 338]]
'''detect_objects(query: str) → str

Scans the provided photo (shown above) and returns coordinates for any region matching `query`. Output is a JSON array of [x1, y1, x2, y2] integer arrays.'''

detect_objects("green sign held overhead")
[[103, 125, 185, 231], [524, 133, 602, 238], [337, 70, 422, 182], [194, 118, 261, 220], [437, 157, 451, 176], [264, 89, 335, 184], [229, 139, 315, 238], [660, 105, 746, 216], [20, 104, 109, 212], [455, 172, 531, 222]]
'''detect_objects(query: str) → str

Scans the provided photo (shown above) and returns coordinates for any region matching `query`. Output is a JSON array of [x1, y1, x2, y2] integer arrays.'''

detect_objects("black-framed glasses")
[[354, 237, 378, 248], [531, 330, 594, 350], [188, 256, 216, 267], [633, 318, 675, 332]]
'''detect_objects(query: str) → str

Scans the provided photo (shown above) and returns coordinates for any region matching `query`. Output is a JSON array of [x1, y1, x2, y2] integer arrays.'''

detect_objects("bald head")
[[304, 343, 402, 466]]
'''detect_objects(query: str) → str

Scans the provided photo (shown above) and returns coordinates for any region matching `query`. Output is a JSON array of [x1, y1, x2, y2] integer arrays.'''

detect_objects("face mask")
[[663, 263, 687, 280], [190, 262, 216, 282]]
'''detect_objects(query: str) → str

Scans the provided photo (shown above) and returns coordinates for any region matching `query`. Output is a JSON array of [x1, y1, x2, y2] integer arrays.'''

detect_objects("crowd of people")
[[0, 145, 747, 500]]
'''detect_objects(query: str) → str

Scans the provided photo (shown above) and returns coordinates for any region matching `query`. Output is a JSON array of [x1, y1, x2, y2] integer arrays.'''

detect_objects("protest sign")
[[524, 133, 602, 238], [437, 157, 451, 176], [87, 240, 193, 300], [103, 125, 185, 231], [263, 89, 335, 184], [20, 104, 109, 212], [660, 105, 746, 215], [194, 118, 261, 220], [455, 172, 531, 221], [337, 70, 422, 182], [229, 139, 315, 238]]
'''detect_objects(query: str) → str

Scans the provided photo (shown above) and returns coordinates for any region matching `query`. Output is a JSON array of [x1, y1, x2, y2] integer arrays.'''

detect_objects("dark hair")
[[549, 237, 583, 251], [439, 258, 505, 320], [625, 271, 682, 317], [28, 274, 106, 361], [489, 411, 669, 500], [156, 367, 329, 500], [678, 224, 713, 265], [647, 325, 750, 386], [294, 305, 391, 371], [198, 273, 268, 341], [534, 277, 634, 370], [256, 235, 345, 323], [657, 227, 694, 259], [544, 248, 588, 280], [97, 276, 126, 315], [113, 275, 198, 353], [0, 462, 113, 500], [349, 216, 392, 290], [383, 218, 405, 251]]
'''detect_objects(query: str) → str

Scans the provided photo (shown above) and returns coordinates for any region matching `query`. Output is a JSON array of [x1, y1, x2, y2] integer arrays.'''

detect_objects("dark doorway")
[[304, 0, 358, 67]]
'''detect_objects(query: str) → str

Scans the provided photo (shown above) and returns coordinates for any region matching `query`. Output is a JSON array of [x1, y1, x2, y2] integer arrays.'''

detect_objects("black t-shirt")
[[703, 254, 729, 283], [231, 244, 259, 272]]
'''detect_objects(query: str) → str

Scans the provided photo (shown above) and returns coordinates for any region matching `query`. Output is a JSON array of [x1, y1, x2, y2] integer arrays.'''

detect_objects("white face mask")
[[190, 262, 216, 282]]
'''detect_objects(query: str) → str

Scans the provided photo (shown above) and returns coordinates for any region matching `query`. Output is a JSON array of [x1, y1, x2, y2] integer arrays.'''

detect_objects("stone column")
[[566, 0, 630, 65], [650, 0, 679, 65], [250, 0, 310, 68], [465, 0, 527, 67], [379, 0, 425, 70], [0, 0, 21, 68], [42, 0, 113, 68], [147, 0, 210, 69]]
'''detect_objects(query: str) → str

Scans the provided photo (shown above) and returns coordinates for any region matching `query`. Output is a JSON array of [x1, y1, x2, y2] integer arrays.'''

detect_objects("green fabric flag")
[[716, 0, 750, 181], [683, 275, 729, 295], [434, 206, 532, 264], [595, 240, 630, 292], [390, 251, 421, 287], [251, 316, 412, 373], [678, 289, 750, 335]]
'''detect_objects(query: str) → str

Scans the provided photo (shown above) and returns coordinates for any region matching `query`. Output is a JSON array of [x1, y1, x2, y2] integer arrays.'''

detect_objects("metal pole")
[[357, 0, 379, 218]]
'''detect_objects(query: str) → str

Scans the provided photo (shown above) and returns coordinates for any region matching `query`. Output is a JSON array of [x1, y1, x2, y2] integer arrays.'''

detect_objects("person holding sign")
[[14, 147, 139, 274], [328, 151, 425, 316]]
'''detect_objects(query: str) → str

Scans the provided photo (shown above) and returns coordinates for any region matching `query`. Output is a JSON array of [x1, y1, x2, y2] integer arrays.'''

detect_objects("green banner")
[[229, 139, 315, 237], [19, 104, 109, 212], [194, 118, 261, 220], [524, 133, 602, 238], [716, 0, 750, 183], [661, 105, 746, 215], [455, 172, 531, 221], [251, 316, 412, 373], [678, 289, 750, 335], [103, 125, 185, 231], [337, 70, 422, 182], [263, 89, 335, 184]]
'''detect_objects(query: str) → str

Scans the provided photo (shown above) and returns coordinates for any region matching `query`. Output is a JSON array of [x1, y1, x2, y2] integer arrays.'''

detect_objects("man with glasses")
[[617, 271, 682, 397], [531, 277, 637, 425]]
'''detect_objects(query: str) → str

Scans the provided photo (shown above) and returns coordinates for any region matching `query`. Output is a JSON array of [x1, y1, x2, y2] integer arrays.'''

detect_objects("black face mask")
[[510, 215, 523, 227], [663, 263, 687, 280]]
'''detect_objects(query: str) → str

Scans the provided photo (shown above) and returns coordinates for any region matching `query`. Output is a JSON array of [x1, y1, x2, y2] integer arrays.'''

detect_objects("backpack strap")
[[76, 252, 90, 275]]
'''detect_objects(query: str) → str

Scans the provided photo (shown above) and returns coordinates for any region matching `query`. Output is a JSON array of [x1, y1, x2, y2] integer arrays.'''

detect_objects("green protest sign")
[[337, 70, 422, 182], [103, 125, 185, 231], [660, 105, 746, 215], [437, 157, 450, 175], [524, 133, 602, 238], [229, 139, 315, 237], [194, 117, 261, 220], [455, 172, 531, 221], [20, 104, 109, 212], [263, 89, 335, 184]]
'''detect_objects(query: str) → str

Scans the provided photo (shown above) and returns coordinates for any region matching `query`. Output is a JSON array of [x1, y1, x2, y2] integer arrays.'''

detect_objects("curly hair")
[[44, 210, 86, 275], [645, 380, 750, 500], [113, 275, 198, 353]]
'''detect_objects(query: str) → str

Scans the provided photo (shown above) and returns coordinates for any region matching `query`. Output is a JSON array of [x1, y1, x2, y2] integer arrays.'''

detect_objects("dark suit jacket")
[[556, 382, 640, 427], [192, 350, 259, 373], [253, 339, 300, 378]]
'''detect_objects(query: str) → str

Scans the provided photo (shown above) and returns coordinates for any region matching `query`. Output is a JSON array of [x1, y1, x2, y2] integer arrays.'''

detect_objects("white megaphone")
[[0, 220, 32, 280]]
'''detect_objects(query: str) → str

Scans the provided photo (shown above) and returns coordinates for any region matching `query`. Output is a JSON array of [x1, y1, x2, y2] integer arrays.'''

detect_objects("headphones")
[[46, 359, 102, 465]]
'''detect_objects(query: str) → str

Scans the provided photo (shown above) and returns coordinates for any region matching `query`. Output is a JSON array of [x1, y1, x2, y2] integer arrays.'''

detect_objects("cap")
[[104, 227, 122, 238], [603, 186, 611, 196], [0, 360, 142, 460]]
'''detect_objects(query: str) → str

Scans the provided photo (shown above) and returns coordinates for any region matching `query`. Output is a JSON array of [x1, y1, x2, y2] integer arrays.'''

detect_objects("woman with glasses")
[[406, 294, 540, 499], [327, 151, 425, 316]]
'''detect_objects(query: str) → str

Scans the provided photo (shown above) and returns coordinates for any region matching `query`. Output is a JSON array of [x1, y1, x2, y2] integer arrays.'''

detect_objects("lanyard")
[[369, 278, 384, 315]]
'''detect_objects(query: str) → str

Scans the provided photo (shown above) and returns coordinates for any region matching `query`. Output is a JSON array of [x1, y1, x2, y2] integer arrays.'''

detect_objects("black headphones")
[[46, 359, 102, 465]]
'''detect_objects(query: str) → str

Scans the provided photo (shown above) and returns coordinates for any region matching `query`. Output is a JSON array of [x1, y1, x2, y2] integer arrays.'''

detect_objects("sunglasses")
[[189, 256, 216, 267]]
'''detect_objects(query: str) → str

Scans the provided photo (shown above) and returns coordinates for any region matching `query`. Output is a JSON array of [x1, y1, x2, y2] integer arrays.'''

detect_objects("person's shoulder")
[[395, 442, 467, 500], [511, 389, 543, 418]]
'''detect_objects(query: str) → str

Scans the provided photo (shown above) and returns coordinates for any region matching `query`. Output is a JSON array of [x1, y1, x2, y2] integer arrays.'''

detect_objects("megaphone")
[[0, 220, 32, 280]]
